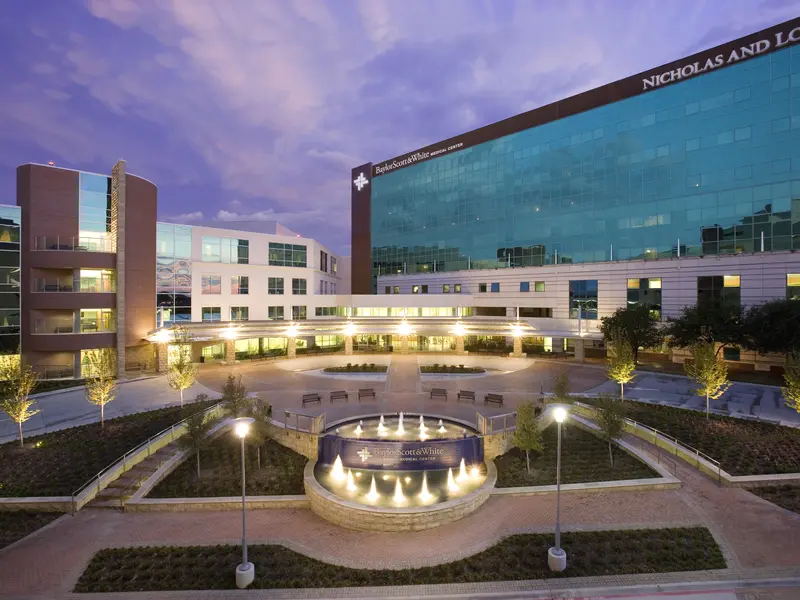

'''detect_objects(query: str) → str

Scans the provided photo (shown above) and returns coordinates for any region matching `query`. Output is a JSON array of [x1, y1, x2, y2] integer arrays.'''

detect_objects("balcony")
[[33, 236, 115, 253], [33, 273, 116, 294]]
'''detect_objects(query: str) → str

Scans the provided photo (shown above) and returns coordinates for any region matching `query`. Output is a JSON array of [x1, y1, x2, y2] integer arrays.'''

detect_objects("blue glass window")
[[520, 281, 530, 292], [569, 280, 598, 319], [490, 282, 500, 293]]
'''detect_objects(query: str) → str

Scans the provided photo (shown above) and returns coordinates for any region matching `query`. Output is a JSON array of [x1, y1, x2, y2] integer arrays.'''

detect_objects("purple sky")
[[0, 0, 796, 254]]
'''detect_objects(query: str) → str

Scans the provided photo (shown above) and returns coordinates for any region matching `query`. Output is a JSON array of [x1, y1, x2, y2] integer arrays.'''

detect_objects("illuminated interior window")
[[627, 278, 640, 289], [788, 274, 800, 287], [648, 278, 662, 289], [723, 275, 740, 288]]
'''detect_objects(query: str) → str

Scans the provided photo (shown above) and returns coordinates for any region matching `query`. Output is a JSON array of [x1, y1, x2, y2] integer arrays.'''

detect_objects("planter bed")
[[495, 425, 658, 488], [748, 484, 800, 514], [323, 363, 388, 373], [420, 365, 485, 374], [73, 527, 724, 592], [148, 434, 306, 498], [0, 399, 216, 497], [578, 398, 800, 476], [0, 511, 63, 550]]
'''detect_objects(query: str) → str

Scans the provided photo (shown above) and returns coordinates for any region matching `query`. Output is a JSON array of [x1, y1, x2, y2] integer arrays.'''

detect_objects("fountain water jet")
[[393, 477, 406, 504], [377, 415, 388, 437], [456, 458, 468, 483], [366, 476, 380, 503], [346, 469, 357, 492], [418, 472, 433, 503], [396, 412, 405, 435], [438, 419, 446, 434], [354, 423, 363, 436], [447, 468, 460, 492], [470, 466, 481, 479], [419, 415, 427, 431], [331, 455, 346, 482]]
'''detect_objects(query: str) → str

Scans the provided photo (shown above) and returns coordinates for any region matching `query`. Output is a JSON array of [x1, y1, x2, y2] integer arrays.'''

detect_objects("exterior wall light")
[[151, 328, 172, 344], [453, 322, 466, 337], [397, 320, 412, 336], [221, 326, 238, 340], [344, 322, 356, 337], [286, 324, 298, 338], [511, 324, 523, 338]]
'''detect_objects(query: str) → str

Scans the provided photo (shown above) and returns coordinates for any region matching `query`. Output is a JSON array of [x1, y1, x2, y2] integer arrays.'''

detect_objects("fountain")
[[438, 419, 446, 434], [418, 471, 433, 503], [419, 415, 427, 431], [354, 422, 363, 436], [396, 411, 405, 435], [377, 415, 388, 437], [456, 458, 468, 483], [331, 455, 346, 482], [470, 466, 481, 479], [366, 476, 380, 503], [393, 478, 406, 504], [447, 467, 460, 492], [346, 469, 357, 492]]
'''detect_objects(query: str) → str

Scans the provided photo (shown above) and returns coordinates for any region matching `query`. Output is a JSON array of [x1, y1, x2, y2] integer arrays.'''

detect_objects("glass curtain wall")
[[0, 206, 20, 355], [156, 223, 192, 327], [78, 173, 113, 252]]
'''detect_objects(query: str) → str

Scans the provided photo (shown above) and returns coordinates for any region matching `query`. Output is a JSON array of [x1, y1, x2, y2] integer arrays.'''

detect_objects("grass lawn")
[[578, 398, 800, 476], [0, 511, 63, 549], [148, 434, 306, 497], [494, 424, 657, 487], [748, 484, 800, 514], [73, 527, 724, 592], [0, 399, 217, 497]]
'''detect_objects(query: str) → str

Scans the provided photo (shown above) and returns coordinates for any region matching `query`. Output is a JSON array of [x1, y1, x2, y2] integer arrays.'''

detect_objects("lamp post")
[[548, 405, 569, 572], [233, 417, 255, 589]]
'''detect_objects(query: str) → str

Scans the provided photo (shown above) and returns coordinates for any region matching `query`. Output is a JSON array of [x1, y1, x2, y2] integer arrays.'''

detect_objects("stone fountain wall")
[[266, 420, 319, 461]]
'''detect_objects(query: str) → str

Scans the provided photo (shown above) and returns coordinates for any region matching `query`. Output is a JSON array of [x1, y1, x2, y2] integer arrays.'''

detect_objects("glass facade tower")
[[369, 44, 800, 279]]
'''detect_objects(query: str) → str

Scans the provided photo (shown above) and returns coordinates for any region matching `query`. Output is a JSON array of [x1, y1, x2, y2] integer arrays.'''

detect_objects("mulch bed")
[[420, 365, 485, 374], [323, 363, 388, 373], [73, 527, 725, 592], [0, 399, 217, 497], [494, 423, 658, 487], [148, 434, 306, 497], [0, 511, 63, 549], [748, 484, 800, 514], [578, 398, 800, 475]]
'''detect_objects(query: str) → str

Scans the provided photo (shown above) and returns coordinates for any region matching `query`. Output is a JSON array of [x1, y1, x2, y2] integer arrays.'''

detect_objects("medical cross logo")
[[357, 447, 372, 462], [353, 172, 369, 191]]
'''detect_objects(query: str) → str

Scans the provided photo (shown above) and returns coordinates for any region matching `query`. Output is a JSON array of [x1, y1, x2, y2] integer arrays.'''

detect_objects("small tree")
[[513, 400, 543, 475], [606, 337, 635, 399], [0, 355, 39, 447], [596, 395, 626, 466], [553, 367, 569, 402], [168, 326, 197, 407], [781, 355, 800, 415], [600, 303, 662, 363], [177, 400, 216, 481], [221, 374, 248, 416], [84, 348, 117, 428], [685, 342, 730, 419], [246, 396, 273, 469]]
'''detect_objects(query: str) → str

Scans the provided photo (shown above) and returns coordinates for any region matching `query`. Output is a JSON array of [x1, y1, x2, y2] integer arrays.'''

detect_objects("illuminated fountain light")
[[377, 415, 388, 437], [456, 458, 468, 483], [346, 469, 357, 492], [396, 412, 405, 436], [418, 472, 434, 503], [393, 477, 406, 504], [447, 468, 460, 492], [419, 415, 427, 431], [419, 428, 429, 441], [366, 476, 380, 503], [438, 419, 446, 434], [470, 465, 481, 479], [354, 422, 363, 436], [331, 455, 346, 483]]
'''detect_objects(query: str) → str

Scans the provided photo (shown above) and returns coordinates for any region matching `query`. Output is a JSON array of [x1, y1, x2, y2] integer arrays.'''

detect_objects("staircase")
[[85, 445, 180, 510]]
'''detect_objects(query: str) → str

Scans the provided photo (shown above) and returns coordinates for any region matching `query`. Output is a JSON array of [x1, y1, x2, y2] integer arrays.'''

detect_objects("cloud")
[[164, 211, 204, 223]]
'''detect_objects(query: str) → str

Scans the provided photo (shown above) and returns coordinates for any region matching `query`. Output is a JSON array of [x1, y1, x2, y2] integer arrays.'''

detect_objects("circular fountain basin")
[[306, 414, 495, 531]]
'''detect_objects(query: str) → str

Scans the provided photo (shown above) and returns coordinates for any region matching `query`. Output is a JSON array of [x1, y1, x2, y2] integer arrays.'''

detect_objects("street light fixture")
[[548, 405, 569, 572], [233, 416, 255, 588]]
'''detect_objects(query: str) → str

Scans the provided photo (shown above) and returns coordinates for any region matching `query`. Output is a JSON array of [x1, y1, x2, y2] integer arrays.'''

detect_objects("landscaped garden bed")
[[323, 363, 387, 373], [0, 399, 217, 497], [494, 424, 657, 487], [748, 484, 800, 514], [577, 398, 800, 475], [0, 511, 63, 549], [420, 364, 485, 374], [148, 434, 306, 497], [73, 527, 724, 592]]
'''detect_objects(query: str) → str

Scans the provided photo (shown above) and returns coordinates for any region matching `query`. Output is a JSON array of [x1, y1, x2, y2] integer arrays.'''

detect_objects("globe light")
[[234, 417, 254, 438], [553, 406, 568, 424]]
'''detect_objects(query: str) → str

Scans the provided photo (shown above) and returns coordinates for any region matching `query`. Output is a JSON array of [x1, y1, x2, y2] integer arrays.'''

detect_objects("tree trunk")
[[257, 446, 261, 470], [525, 449, 530, 475], [608, 440, 614, 467], [180, 388, 184, 408], [18, 421, 23, 447], [633, 346, 639, 364], [620, 381, 624, 399], [706, 392, 709, 419], [196, 451, 201, 481], [101, 403, 104, 428]]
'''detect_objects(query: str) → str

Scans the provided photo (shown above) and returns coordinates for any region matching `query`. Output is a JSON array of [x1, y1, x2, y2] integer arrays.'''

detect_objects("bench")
[[457, 390, 475, 404], [484, 393, 504, 407], [330, 390, 349, 403], [358, 388, 376, 402], [430, 388, 448, 401], [301, 393, 321, 406]]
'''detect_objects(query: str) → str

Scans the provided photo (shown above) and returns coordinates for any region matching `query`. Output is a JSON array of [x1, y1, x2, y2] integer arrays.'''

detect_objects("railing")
[[573, 401, 722, 485], [33, 277, 116, 293], [32, 364, 75, 379], [283, 409, 325, 434], [70, 400, 225, 513], [32, 319, 74, 334], [477, 411, 517, 435], [33, 236, 115, 253], [33, 278, 73, 292]]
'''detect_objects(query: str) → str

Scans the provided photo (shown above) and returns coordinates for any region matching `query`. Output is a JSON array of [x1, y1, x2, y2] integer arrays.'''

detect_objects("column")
[[573, 338, 585, 362], [156, 342, 169, 373], [112, 159, 127, 379], [400, 335, 409, 355], [287, 337, 297, 359], [511, 336, 523, 358], [455, 335, 465, 355], [224, 339, 236, 364], [345, 336, 353, 355]]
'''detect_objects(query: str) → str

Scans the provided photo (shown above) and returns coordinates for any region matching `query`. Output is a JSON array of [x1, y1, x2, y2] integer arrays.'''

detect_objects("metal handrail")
[[33, 235, 115, 253], [477, 411, 517, 435], [283, 409, 324, 434], [70, 400, 224, 512]]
